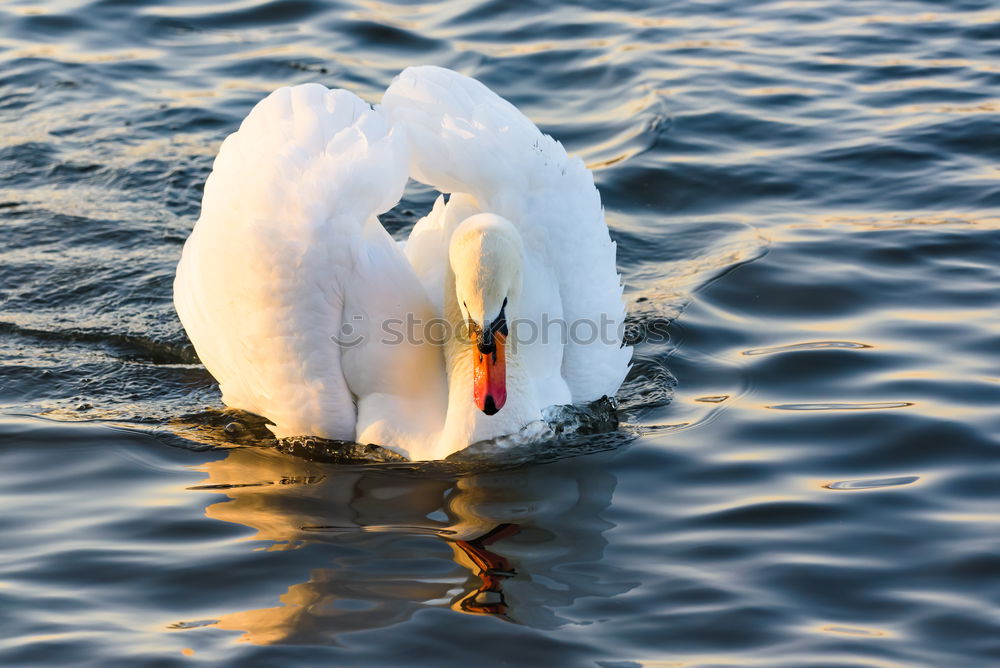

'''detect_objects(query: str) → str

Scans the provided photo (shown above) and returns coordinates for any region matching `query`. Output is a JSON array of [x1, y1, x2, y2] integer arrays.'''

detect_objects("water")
[[2, 0, 999, 665]]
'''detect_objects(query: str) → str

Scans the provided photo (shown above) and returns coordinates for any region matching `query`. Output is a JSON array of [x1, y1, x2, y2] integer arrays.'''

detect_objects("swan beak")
[[473, 330, 507, 415]]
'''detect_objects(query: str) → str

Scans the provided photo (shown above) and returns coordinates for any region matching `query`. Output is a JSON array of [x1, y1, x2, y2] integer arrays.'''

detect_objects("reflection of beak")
[[472, 327, 506, 415], [451, 523, 520, 619]]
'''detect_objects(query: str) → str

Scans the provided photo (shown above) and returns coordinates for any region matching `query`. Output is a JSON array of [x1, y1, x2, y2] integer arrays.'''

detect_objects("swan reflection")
[[189, 446, 633, 644]]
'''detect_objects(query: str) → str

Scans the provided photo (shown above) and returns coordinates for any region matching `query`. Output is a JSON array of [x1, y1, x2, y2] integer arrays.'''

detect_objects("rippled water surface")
[[2, 0, 1000, 665]]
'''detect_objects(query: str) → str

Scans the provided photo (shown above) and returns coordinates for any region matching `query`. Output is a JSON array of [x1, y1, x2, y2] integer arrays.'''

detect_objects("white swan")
[[174, 66, 631, 461]]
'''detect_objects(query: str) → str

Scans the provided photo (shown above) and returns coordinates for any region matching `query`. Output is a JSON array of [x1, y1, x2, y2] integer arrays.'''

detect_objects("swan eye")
[[475, 299, 509, 355], [463, 300, 508, 340], [491, 298, 509, 337]]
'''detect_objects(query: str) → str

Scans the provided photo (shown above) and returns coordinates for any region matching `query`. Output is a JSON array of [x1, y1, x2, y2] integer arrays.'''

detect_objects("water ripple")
[[825, 475, 921, 490], [743, 340, 873, 356], [767, 401, 915, 411]]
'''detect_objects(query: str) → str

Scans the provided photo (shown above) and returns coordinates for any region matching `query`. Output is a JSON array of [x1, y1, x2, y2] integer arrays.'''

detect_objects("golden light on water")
[[177, 447, 616, 644]]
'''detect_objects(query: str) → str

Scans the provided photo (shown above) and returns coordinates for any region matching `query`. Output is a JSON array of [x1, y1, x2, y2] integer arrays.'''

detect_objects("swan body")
[[174, 66, 631, 460]]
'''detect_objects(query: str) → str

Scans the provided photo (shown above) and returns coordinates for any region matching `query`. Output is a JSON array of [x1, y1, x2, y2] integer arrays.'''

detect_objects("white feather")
[[383, 66, 632, 403], [175, 69, 631, 460]]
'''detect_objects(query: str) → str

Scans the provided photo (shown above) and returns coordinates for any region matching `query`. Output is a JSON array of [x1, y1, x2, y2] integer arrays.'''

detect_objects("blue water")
[[2, 0, 1000, 665]]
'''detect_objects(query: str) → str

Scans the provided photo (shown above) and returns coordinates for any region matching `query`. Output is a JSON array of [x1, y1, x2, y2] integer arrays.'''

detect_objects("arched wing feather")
[[383, 67, 631, 402], [174, 84, 417, 439]]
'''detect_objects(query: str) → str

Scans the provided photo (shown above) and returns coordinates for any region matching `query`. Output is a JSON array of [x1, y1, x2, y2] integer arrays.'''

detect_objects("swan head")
[[449, 214, 524, 416]]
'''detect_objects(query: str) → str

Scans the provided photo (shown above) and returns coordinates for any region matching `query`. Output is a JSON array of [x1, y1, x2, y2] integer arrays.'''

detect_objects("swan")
[[174, 66, 631, 461]]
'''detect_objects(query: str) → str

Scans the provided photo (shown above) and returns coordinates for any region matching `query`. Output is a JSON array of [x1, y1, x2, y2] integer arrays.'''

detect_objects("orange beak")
[[472, 329, 506, 415]]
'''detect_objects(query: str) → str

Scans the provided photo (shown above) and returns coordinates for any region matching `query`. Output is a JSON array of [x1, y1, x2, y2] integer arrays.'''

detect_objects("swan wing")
[[382, 66, 631, 402], [174, 84, 440, 442]]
